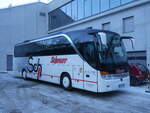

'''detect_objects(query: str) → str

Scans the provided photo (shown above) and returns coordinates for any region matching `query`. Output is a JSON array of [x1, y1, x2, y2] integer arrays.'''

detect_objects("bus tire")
[[60, 73, 72, 90], [22, 69, 27, 80]]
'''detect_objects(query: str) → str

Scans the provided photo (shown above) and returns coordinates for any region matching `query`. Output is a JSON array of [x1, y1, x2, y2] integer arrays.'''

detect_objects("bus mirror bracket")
[[121, 36, 135, 49]]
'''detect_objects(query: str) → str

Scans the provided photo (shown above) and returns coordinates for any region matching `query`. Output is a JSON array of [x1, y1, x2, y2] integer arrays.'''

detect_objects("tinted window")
[[110, 0, 120, 8], [84, 0, 92, 17], [48, 8, 74, 30], [14, 36, 76, 57], [78, 0, 84, 19], [61, 6, 66, 13], [121, 0, 133, 4], [101, 0, 110, 11], [92, 0, 100, 15], [66, 3, 72, 18], [123, 16, 134, 33], [72, 0, 78, 21], [78, 42, 98, 69], [102, 22, 111, 30], [48, 0, 135, 30]]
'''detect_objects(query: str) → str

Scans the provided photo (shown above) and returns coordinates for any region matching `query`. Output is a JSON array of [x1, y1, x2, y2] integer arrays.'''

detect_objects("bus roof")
[[16, 31, 63, 46], [15, 29, 119, 46]]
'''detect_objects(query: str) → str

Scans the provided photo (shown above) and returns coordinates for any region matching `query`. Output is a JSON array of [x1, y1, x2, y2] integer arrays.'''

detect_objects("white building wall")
[[144, 3, 150, 70], [0, 2, 47, 71]]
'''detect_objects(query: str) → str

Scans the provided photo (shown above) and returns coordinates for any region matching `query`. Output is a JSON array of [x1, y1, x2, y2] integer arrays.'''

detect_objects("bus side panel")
[[42, 56, 70, 84], [26, 56, 62, 84], [14, 55, 85, 90], [13, 57, 28, 76], [44, 55, 84, 89], [25, 55, 84, 89], [83, 62, 98, 92]]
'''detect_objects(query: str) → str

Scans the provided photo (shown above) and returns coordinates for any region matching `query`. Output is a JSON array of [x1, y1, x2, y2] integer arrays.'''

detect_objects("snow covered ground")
[[0, 73, 150, 113]]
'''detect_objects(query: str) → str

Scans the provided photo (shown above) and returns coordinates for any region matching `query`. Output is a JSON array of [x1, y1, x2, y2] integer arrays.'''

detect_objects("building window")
[[121, 0, 133, 4], [78, 0, 84, 19], [92, 0, 100, 15], [102, 22, 111, 30], [84, 0, 92, 17], [48, 7, 74, 30], [61, 6, 66, 14], [66, 3, 72, 18], [72, 0, 78, 21], [48, 0, 135, 31], [101, 0, 110, 11], [123, 16, 134, 33], [110, 0, 121, 8]]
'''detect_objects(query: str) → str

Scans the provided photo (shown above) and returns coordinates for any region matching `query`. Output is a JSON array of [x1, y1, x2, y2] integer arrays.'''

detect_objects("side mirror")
[[98, 32, 107, 45], [121, 36, 135, 49]]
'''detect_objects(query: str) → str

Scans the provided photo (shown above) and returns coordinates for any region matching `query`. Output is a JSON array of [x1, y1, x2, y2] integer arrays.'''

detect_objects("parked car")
[[129, 63, 150, 86]]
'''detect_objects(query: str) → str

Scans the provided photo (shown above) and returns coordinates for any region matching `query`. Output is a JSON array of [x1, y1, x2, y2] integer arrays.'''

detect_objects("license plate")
[[119, 84, 125, 88]]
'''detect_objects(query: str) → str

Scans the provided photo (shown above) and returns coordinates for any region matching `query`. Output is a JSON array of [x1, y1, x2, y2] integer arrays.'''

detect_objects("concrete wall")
[[0, 2, 47, 71]]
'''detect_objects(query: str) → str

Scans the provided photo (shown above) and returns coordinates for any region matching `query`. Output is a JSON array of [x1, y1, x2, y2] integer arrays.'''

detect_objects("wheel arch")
[[60, 72, 71, 78], [21, 68, 27, 74], [60, 72, 72, 89]]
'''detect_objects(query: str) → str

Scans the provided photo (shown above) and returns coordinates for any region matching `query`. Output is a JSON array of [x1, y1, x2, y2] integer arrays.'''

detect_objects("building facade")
[[0, 0, 150, 72], [47, 0, 150, 70], [0, 2, 47, 72]]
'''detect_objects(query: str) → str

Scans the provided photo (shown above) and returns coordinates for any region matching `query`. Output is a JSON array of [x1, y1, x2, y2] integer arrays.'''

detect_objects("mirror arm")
[[121, 36, 135, 49], [129, 38, 135, 49]]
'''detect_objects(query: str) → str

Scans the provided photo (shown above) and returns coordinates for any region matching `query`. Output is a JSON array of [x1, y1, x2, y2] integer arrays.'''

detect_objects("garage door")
[[7, 55, 13, 71]]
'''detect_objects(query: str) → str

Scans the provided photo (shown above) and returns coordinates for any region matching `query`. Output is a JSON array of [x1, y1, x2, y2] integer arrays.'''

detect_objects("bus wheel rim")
[[63, 76, 70, 88]]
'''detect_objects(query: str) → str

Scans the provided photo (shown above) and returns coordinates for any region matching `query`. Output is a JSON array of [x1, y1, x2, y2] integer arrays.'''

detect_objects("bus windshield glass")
[[97, 32, 128, 73], [107, 33, 126, 58]]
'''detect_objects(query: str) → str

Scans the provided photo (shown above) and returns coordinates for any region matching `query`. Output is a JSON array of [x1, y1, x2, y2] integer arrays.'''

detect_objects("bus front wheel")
[[60, 74, 72, 90], [22, 69, 27, 80]]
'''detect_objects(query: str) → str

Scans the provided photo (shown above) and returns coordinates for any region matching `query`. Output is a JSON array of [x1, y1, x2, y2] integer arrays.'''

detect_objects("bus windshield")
[[97, 32, 128, 73]]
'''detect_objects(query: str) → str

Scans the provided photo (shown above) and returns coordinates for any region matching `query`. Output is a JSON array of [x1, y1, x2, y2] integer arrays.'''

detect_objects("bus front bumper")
[[98, 76, 130, 93]]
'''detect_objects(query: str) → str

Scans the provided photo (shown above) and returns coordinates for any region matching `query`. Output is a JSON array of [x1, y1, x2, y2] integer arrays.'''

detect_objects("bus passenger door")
[[72, 65, 84, 89], [71, 55, 84, 89], [83, 62, 98, 92]]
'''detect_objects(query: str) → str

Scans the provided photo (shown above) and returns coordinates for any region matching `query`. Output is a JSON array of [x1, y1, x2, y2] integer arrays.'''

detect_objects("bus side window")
[[79, 42, 97, 69], [37, 36, 76, 55], [15, 36, 77, 57]]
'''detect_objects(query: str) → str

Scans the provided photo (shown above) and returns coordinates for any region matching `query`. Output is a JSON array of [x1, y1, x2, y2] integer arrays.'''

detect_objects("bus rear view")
[[14, 29, 132, 93]]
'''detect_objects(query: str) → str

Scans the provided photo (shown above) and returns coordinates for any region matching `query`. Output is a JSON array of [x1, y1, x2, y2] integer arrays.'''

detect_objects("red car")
[[129, 63, 150, 86]]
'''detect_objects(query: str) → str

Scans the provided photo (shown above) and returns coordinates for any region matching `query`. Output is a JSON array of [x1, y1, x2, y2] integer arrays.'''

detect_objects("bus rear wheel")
[[22, 69, 27, 80], [60, 74, 72, 90]]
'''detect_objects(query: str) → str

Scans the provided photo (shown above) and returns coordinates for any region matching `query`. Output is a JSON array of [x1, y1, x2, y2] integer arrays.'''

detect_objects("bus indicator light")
[[100, 72, 109, 75]]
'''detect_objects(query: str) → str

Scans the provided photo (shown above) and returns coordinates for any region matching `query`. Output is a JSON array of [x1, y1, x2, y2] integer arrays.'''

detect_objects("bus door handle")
[[86, 75, 90, 78]]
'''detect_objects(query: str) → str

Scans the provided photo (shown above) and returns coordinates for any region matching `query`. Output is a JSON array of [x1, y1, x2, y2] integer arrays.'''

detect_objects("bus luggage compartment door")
[[83, 62, 98, 92]]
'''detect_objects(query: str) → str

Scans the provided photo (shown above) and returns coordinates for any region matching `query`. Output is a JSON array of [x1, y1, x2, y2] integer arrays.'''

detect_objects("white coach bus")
[[14, 29, 133, 92]]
